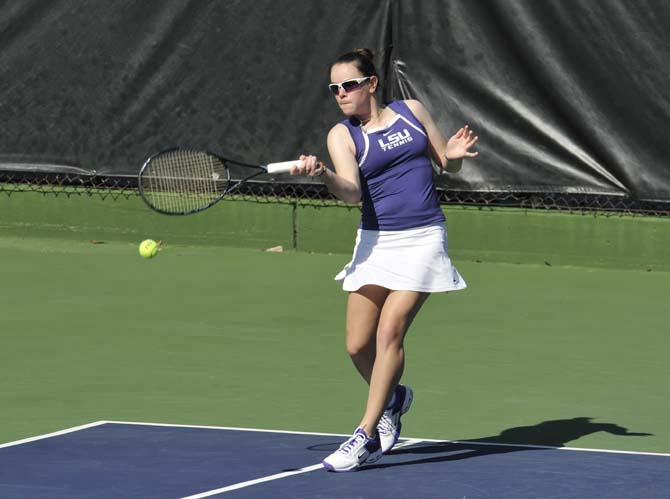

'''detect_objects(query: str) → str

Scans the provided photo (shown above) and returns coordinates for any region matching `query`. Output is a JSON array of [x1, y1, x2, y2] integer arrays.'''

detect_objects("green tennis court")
[[1, 197, 668, 455]]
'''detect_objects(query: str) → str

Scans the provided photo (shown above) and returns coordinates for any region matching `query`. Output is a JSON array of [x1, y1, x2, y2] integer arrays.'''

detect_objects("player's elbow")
[[346, 186, 362, 204], [327, 173, 361, 203], [340, 192, 361, 204], [336, 186, 361, 204]]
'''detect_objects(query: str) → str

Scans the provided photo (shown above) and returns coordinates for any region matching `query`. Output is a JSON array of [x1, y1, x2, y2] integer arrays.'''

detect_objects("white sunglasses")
[[328, 76, 372, 95]]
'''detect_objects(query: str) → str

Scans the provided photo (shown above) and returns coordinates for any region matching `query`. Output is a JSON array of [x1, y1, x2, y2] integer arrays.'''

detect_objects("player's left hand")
[[445, 125, 479, 160]]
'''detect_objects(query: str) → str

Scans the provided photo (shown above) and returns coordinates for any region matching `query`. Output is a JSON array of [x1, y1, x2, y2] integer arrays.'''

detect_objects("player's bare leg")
[[345, 285, 389, 383], [357, 290, 429, 438], [324, 287, 428, 471]]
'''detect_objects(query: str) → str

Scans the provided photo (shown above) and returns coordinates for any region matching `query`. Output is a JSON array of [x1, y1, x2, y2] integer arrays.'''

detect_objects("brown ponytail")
[[329, 48, 378, 78]]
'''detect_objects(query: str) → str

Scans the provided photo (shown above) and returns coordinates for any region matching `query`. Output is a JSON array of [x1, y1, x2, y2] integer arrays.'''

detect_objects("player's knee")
[[376, 325, 405, 353], [345, 339, 366, 358], [345, 334, 373, 358]]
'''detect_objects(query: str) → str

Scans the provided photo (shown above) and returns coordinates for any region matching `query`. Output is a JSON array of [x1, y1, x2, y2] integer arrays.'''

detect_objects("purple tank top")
[[340, 100, 445, 230]]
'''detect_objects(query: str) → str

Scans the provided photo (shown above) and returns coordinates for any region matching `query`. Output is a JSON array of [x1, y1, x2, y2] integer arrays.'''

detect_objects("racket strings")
[[141, 150, 229, 214]]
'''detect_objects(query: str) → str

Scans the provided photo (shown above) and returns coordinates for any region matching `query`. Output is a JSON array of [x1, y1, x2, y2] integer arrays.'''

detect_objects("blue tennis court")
[[1, 421, 667, 498]]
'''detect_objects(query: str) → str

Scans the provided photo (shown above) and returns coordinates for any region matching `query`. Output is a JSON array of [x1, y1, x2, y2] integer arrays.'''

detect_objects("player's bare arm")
[[322, 124, 363, 204], [405, 99, 478, 173]]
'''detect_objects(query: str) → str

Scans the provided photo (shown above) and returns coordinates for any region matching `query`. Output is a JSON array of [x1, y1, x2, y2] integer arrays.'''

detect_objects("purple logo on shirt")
[[378, 129, 413, 151]]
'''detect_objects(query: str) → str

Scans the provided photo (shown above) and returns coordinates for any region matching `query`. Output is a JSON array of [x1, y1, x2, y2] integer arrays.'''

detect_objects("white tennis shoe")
[[322, 428, 382, 472], [378, 384, 413, 453]]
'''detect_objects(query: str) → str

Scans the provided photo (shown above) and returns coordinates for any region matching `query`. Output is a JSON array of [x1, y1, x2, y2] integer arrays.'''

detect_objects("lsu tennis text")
[[378, 129, 413, 151]]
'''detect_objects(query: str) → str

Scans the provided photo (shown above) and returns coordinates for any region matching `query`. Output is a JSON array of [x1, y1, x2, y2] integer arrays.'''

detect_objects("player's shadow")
[[363, 417, 653, 471], [308, 417, 652, 471]]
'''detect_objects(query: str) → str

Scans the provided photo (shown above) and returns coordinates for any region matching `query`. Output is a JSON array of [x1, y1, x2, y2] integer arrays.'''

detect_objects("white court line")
[[390, 438, 425, 450], [448, 439, 670, 457], [395, 436, 670, 457], [104, 420, 353, 438], [3, 420, 668, 458], [177, 464, 324, 499], [0, 421, 107, 449], [1, 419, 667, 498], [104, 420, 670, 457]]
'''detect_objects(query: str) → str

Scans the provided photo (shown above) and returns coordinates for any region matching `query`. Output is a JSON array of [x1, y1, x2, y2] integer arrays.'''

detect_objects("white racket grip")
[[265, 160, 303, 174]]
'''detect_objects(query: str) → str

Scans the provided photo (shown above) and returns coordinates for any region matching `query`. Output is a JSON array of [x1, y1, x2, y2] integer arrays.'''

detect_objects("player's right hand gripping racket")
[[138, 148, 302, 215]]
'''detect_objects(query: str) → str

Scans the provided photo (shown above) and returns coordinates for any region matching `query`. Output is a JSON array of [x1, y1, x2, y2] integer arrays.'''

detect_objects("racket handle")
[[265, 160, 303, 174]]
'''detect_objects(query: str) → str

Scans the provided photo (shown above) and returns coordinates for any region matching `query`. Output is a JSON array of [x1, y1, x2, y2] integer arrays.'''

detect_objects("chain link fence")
[[2, 166, 669, 217]]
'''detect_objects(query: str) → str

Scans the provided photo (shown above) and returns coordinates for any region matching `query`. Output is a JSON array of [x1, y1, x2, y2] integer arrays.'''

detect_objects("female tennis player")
[[292, 48, 478, 472]]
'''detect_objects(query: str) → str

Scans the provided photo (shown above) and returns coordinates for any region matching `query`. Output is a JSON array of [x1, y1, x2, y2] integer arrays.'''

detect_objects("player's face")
[[329, 63, 376, 117]]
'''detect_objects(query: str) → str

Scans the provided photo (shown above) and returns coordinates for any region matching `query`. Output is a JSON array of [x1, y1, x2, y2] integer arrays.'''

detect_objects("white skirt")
[[334, 223, 467, 293]]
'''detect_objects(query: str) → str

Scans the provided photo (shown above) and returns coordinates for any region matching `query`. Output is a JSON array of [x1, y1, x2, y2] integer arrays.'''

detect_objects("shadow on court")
[[309, 417, 653, 471], [370, 417, 653, 471]]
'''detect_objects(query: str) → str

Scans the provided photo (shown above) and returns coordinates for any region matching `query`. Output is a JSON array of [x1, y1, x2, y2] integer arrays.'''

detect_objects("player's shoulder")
[[328, 122, 352, 141], [327, 122, 356, 153], [400, 99, 428, 115], [396, 99, 434, 128], [329, 121, 349, 133]]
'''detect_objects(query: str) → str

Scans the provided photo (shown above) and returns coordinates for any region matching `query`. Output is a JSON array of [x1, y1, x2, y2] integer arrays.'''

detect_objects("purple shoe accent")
[[322, 428, 383, 472], [378, 385, 413, 453], [396, 385, 413, 415], [393, 385, 408, 412], [353, 428, 382, 454]]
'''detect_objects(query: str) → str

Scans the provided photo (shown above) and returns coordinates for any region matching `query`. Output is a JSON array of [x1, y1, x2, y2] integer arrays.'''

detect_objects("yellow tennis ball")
[[139, 239, 159, 259]]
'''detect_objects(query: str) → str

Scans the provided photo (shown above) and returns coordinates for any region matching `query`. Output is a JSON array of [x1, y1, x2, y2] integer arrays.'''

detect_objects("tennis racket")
[[138, 148, 303, 215]]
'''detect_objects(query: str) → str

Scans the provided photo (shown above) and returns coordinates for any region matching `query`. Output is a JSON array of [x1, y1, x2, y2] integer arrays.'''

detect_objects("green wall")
[[1, 193, 669, 270]]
